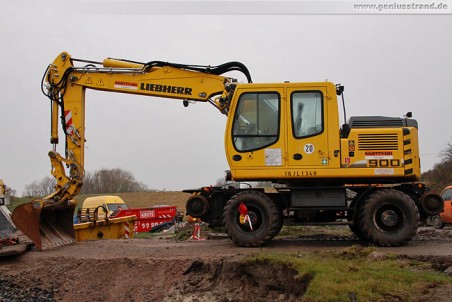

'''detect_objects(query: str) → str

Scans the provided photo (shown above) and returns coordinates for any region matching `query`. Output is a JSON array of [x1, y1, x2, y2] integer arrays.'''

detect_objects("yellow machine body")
[[74, 215, 136, 242], [224, 82, 420, 183], [11, 52, 423, 249]]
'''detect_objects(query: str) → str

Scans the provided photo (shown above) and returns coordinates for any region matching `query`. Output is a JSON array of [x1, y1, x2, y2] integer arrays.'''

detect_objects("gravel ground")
[[0, 226, 451, 301]]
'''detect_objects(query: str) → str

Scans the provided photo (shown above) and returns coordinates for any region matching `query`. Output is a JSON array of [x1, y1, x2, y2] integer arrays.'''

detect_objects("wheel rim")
[[374, 205, 404, 232], [237, 205, 263, 232], [432, 216, 441, 227]]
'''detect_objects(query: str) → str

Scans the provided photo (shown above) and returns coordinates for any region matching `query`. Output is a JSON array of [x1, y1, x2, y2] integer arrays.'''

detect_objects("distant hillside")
[[421, 142, 452, 193], [74, 191, 190, 210]]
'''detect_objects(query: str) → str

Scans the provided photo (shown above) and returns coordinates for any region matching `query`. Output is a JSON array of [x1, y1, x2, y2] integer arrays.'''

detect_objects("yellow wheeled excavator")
[[12, 52, 443, 250]]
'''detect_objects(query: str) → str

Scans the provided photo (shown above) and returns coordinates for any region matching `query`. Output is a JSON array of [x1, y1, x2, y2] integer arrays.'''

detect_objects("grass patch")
[[6, 196, 34, 212], [248, 246, 452, 301], [133, 223, 197, 241], [277, 225, 353, 238]]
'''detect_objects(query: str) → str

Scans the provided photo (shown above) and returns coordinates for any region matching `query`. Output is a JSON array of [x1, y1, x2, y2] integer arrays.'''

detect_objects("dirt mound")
[[0, 256, 192, 302], [1, 225, 451, 301], [165, 259, 310, 302], [0, 256, 309, 302]]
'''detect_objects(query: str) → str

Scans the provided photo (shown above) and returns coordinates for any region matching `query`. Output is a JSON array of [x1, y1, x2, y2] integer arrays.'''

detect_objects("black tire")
[[348, 223, 369, 241], [348, 204, 369, 241], [223, 191, 281, 247], [431, 215, 445, 229], [358, 189, 419, 247]]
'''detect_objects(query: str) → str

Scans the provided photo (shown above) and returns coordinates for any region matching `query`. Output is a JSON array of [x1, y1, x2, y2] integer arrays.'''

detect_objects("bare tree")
[[440, 141, 452, 163], [3, 185, 16, 197], [23, 176, 56, 197], [421, 140, 452, 193], [24, 168, 148, 196], [80, 168, 148, 194]]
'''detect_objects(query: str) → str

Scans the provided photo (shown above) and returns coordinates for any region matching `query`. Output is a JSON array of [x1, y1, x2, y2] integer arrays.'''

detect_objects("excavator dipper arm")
[[12, 52, 251, 249]]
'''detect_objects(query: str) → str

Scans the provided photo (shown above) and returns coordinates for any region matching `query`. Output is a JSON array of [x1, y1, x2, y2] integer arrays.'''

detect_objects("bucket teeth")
[[11, 200, 76, 250]]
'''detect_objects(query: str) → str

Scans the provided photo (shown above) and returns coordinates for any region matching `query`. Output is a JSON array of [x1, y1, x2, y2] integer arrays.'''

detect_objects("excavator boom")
[[12, 52, 251, 249]]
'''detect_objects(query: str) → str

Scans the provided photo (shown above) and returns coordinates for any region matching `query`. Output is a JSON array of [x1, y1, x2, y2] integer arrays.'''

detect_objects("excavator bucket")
[[11, 199, 76, 250]]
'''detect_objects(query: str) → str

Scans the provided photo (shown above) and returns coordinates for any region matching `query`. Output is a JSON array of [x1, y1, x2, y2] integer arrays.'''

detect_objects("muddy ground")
[[0, 226, 451, 302]]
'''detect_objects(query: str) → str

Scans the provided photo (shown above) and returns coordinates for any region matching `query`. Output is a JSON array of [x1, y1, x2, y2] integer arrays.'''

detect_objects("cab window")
[[442, 189, 452, 201], [291, 91, 323, 138], [232, 92, 280, 152]]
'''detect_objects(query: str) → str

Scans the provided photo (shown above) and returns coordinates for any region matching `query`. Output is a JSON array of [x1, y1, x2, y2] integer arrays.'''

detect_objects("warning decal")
[[64, 110, 74, 135], [265, 148, 282, 166]]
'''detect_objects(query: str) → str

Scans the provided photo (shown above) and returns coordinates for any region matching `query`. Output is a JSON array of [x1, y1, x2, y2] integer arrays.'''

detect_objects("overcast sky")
[[1, 0, 451, 195]]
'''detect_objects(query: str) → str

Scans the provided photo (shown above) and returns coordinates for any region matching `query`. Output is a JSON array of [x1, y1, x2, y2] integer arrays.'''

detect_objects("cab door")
[[225, 85, 287, 178], [286, 85, 331, 168]]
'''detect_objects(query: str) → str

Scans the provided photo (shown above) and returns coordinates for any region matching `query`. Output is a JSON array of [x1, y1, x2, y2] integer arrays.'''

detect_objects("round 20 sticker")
[[304, 144, 314, 154]]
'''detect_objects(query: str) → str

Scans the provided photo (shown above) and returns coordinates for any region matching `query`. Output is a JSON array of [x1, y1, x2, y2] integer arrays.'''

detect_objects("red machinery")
[[110, 206, 178, 233]]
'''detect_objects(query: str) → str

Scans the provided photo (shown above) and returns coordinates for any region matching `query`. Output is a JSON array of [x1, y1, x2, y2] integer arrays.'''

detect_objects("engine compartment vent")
[[348, 116, 418, 129], [358, 133, 399, 150]]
